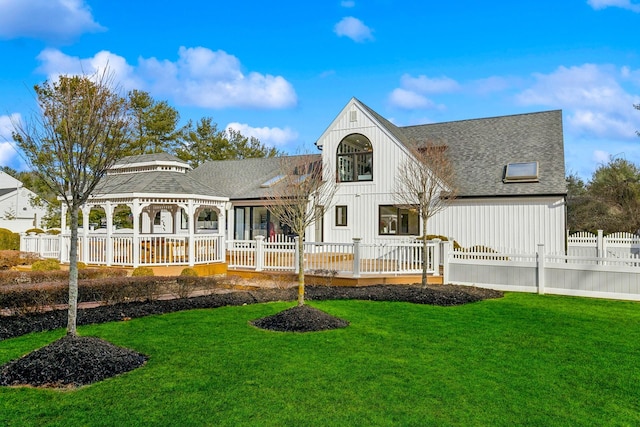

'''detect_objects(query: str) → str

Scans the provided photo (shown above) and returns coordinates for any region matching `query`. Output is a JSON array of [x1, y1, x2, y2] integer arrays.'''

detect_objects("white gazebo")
[[58, 154, 230, 268]]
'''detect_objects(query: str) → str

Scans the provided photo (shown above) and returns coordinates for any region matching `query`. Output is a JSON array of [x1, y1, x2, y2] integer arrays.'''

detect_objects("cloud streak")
[[226, 123, 299, 147], [0, 0, 104, 43], [587, 0, 640, 12], [516, 63, 640, 139], [334, 17, 374, 42], [36, 47, 298, 109]]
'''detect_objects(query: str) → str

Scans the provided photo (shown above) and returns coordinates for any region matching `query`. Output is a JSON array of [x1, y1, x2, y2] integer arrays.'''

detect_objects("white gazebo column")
[[105, 201, 113, 266], [81, 205, 91, 263], [59, 203, 68, 263], [132, 199, 140, 268], [188, 199, 195, 267]]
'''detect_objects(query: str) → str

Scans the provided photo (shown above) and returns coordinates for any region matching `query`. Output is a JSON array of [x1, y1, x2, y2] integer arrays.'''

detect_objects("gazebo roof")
[[91, 153, 224, 200]]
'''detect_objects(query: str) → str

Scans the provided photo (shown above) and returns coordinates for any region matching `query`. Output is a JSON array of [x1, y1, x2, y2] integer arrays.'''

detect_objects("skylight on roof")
[[260, 175, 285, 188], [504, 162, 539, 182]]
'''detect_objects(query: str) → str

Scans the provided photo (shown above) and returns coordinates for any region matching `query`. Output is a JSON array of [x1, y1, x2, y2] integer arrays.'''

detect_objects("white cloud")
[[400, 74, 460, 94], [593, 150, 611, 164], [587, 0, 640, 12], [334, 17, 374, 42], [341, 1, 356, 7], [0, 113, 21, 141], [226, 123, 298, 147], [35, 47, 297, 109], [515, 64, 640, 139], [388, 74, 460, 109], [0, 114, 22, 167], [388, 89, 434, 109], [0, 0, 104, 42]]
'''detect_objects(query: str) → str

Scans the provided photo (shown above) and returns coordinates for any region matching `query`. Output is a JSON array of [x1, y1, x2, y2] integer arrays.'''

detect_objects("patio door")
[[314, 206, 324, 242]]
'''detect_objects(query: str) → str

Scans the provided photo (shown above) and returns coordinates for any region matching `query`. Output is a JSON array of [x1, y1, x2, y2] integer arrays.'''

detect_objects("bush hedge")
[[0, 250, 41, 270], [0, 275, 221, 315], [0, 228, 20, 251], [31, 259, 61, 271], [0, 267, 128, 287]]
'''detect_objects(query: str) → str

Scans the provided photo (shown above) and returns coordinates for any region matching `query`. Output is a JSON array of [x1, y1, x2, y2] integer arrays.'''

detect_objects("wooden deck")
[[226, 268, 444, 286]]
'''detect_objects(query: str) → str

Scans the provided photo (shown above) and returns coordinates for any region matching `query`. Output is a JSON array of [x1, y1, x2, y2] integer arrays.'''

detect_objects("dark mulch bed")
[[251, 304, 350, 332], [0, 335, 147, 388], [0, 284, 502, 389]]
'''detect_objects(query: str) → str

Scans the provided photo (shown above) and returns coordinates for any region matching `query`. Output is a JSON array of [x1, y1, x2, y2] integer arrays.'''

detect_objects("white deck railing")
[[228, 237, 439, 277]]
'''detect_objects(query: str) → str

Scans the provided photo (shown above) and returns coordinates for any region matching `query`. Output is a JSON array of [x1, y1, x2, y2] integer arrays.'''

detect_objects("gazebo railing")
[[22, 232, 224, 267]]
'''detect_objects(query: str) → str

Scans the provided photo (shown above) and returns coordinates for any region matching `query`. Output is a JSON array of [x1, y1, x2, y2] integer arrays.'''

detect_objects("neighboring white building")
[[0, 170, 48, 232], [194, 98, 568, 254]]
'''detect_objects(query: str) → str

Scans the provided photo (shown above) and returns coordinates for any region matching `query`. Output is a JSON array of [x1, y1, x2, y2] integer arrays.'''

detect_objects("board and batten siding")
[[315, 99, 566, 254], [429, 196, 566, 254], [319, 102, 416, 244]]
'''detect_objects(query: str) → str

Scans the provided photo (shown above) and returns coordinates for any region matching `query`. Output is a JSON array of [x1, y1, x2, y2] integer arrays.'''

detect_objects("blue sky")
[[0, 0, 639, 180]]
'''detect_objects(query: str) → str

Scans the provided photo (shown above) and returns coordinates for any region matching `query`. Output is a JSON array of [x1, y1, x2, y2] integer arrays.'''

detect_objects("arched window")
[[337, 134, 373, 182]]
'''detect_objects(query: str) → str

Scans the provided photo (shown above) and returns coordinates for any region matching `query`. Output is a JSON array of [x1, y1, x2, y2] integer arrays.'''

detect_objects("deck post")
[[442, 241, 452, 284], [255, 235, 264, 271], [432, 238, 441, 276], [353, 238, 361, 278]]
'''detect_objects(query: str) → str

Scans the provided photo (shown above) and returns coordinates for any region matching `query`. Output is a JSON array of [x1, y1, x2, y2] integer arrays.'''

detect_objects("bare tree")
[[263, 155, 337, 306], [12, 70, 133, 336], [395, 143, 457, 287]]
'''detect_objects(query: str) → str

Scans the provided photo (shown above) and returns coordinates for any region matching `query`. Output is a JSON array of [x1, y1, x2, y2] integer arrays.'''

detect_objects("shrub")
[[180, 268, 198, 277], [0, 228, 20, 251], [171, 268, 199, 299], [25, 228, 45, 235], [420, 235, 462, 250], [0, 250, 40, 270], [132, 266, 154, 277], [46, 229, 61, 235], [77, 262, 87, 270], [31, 258, 61, 271]]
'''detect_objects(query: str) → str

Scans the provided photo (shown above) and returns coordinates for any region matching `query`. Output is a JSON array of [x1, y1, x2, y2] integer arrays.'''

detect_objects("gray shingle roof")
[[399, 109, 566, 197], [189, 155, 322, 200], [94, 170, 219, 196]]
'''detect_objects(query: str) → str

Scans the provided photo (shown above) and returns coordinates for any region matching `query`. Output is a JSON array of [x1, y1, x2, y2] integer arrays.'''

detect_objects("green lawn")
[[1, 293, 639, 426]]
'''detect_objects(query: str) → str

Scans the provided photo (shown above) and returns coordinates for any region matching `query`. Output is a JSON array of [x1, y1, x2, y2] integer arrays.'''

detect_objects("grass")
[[1, 293, 640, 426]]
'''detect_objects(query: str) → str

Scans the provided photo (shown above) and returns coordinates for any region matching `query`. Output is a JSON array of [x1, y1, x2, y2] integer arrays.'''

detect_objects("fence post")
[[255, 235, 264, 271], [442, 241, 452, 284], [353, 238, 361, 279], [432, 238, 441, 276], [537, 243, 545, 295], [597, 229, 604, 263]]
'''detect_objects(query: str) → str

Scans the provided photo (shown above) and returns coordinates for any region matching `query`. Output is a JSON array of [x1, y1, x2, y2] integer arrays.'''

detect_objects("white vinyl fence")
[[568, 230, 640, 258], [445, 242, 640, 301], [227, 236, 440, 278]]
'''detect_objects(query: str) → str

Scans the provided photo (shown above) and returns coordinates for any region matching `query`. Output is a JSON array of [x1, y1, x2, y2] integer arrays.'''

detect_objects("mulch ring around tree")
[[0, 284, 503, 389], [251, 304, 350, 332], [0, 335, 147, 389]]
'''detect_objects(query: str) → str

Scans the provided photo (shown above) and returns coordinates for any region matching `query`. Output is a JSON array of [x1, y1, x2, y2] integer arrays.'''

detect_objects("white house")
[[0, 170, 49, 232], [195, 98, 567, 254], [34, 98, 566, 267]]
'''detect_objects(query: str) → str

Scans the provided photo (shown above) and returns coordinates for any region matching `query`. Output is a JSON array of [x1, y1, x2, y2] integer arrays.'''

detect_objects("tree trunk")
[[297, 234, 305, 306], [67, 205, 80, 336], [421, 217, 428, 287]]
